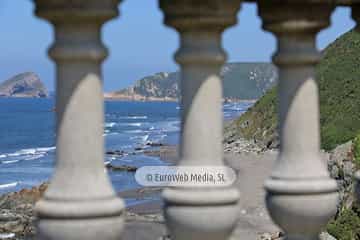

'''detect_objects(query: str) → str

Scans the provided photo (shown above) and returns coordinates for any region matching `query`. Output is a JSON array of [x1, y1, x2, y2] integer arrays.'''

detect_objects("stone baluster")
[[258, 2, 338, 239], [33, 1, 124, 240], [159, 1, 241, 240]]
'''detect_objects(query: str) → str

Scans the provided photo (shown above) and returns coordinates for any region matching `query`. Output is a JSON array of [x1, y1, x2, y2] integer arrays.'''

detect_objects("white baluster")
[[258, 2, 338, 239], [159, 1, 241, 240], [33, 1, 124, 239]]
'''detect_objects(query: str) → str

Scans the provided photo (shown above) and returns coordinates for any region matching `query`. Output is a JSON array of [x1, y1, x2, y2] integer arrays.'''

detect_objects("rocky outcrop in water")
[[0, 72, 48, 98]]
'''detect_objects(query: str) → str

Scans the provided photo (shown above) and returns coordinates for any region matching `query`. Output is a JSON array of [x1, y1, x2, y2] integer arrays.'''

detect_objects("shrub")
[[327, 206, 360, 240]]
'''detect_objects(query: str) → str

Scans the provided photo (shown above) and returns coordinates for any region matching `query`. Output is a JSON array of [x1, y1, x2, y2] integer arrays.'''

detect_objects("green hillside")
[[226, 29, 360, 151], [222, 63, 277, 99]]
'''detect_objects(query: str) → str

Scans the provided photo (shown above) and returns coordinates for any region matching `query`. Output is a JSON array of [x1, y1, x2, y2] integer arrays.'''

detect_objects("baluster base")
[[265, 178, 338, 239], [36, 198, 124, 240], [163, 188, 239, 240]]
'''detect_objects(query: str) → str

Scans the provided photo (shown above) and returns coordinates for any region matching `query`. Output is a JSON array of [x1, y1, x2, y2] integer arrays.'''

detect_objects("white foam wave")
[[7, 153, 21, 157], [128, 123, 142, 127], [0, 146, 55, 163], [0, 233, 15, 239], [0, 182, 18, 189], [36, 147, 56, 152], [105, 122, 117, 128], [130, 134, 149, 142], [119, 116, 147, 120], [103, 132, 119, 137], [24, 154, 45, 161], [158, 120, 180, 132], [124, 130, 145, 134], [141, 135, 149, 142], [1, 160, 20, 164]]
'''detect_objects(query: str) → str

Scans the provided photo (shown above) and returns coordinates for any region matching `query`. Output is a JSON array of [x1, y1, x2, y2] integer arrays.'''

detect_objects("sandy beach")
[[119, 146, 280, 240]]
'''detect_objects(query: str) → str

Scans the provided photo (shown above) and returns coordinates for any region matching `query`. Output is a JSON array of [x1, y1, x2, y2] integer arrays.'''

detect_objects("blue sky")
[[0, 1, 356, 91]]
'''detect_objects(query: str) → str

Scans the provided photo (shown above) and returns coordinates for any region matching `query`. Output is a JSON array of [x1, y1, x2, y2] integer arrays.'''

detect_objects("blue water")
[[0, 98, 251, 205]]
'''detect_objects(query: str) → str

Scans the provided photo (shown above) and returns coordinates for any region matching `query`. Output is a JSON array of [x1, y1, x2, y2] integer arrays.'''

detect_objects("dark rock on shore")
[[146, 142, 163, 147], [105, 163, 138, 172], [106, 150, 126, 156]]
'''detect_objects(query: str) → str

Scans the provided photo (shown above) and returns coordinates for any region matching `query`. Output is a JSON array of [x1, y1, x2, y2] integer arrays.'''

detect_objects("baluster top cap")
[[159, 0, 241, 31], [34, 0, 121, 23]]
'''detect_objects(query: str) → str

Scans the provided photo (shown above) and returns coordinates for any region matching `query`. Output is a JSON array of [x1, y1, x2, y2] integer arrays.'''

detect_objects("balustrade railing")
[[15, 0, 360, 239]]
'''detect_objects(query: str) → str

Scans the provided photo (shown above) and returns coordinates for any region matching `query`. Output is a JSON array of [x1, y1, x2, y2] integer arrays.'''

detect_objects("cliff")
[[0, 72, 48, 98], [106, 63, 277, 101]]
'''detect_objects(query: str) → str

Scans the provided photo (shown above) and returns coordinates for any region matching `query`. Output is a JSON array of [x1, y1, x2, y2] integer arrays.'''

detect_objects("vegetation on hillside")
[[327, 205, 360, 240], [221, 63, 277, 99], [226, 29, 360, 151]]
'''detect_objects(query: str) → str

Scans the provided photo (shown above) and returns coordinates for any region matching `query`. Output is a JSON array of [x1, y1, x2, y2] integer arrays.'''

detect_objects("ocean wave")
[[117, 122, 144, 128], [0, 233, 15, 239], [124, 130, 145, 134], [130, 134, 149, 143], [105, 122, 117, 128], [158, 120, 180, 132], [119, 116, 148, 120], [103, 132, 119, 137], [24, 154, 45, 161], [127, 122, 142, 127], [36, 147, 56, 152], [0, 182, 18, 189], [0, 146, 55, 164], [1, 160, 20, 164]]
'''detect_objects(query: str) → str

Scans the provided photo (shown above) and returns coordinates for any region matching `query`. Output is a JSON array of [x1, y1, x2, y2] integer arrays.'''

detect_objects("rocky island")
[[0, 72, 48, 98]]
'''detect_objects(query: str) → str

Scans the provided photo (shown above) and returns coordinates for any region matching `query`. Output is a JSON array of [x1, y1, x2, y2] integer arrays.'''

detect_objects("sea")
[[0, 98, 252, 205]]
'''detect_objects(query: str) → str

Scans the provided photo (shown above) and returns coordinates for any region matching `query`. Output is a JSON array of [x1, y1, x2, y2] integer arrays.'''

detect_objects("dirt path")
[[225, 151, 279, 239]]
